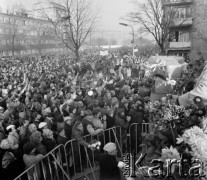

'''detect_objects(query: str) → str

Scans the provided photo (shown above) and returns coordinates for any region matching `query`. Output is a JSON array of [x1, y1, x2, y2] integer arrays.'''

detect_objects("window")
[[175, 31, 179, 42], [10, 18, 15, 24], [20, 40, 24, 45], [0, 29, 4, 34], [180, 8, 185, 18], [0, 17, 4, 23], [4, 17, 9, 23], [186, 7, 191, 18], [179, 31, 190, 42], [176, 7, 192, 19]]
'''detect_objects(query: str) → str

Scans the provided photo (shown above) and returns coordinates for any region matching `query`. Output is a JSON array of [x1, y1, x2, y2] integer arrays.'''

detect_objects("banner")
[[100, 50, 108, 56], [133, 48, 138, 53]]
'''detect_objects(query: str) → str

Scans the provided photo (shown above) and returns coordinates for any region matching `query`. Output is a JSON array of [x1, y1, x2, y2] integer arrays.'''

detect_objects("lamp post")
[[119, 23, 135, 57]]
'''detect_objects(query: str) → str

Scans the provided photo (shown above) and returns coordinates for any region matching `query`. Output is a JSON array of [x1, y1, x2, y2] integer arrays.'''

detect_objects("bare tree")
[[36, 0, 99, 61], [4, 18, 27, 56], [3, 4, 28, 56], [126, 0, 194, 54], [191, 2, 207, 49]]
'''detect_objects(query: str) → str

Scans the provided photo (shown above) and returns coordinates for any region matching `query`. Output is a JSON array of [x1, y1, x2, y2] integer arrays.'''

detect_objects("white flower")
[[176, 136, 184, 144], [118, 161, 125, 168], [180, 126, 207, 163], [161, 146, 180, 161], [200, 117, 207, 133], [166, 79, 177, 86]]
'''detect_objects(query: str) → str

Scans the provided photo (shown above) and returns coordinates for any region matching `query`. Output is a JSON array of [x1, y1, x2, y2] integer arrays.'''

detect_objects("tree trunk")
[[75, 48, 80, 62], [159, 44, 166, 55]]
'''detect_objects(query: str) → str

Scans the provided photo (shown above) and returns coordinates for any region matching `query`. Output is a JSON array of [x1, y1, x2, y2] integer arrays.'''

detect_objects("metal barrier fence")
[[14, 145, 70, 180], [63, 126, 123, 178], [14, 126, 123, 180], [13, 124, 149, 180], [128, 123, 149, 154]]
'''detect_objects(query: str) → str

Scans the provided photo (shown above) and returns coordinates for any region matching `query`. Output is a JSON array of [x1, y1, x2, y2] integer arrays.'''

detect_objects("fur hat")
[[38, 122, 47, 129], [103, 142, 116, 153]]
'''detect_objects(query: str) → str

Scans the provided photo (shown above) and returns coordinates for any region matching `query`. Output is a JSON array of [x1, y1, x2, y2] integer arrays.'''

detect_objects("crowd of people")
[[0, 53, 153, 180]]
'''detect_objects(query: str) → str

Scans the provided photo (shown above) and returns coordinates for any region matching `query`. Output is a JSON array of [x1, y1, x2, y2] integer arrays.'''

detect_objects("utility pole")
[[119, 23, 135, 57]]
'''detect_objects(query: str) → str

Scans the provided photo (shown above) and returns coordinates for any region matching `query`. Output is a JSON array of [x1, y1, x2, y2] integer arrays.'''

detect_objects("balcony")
[[162, 0, 193, 6], [169, 41, 191, 50], [170, 18, 193, 27]]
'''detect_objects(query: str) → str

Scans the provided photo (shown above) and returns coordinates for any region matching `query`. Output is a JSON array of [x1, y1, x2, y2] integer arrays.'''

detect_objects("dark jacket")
[[129, 106, 144, 125], [64, 123, 73, 140], [0, 149, 24, 180], [95, 152, 121, 180], [36, 143, 47, 156], [0, 130, 6, 143], [72, 125, 89, 148], [42, 138, 57, 152]]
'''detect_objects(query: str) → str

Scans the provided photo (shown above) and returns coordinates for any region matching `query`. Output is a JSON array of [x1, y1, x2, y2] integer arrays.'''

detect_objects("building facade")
[[0, 12, 66, 57], [162, 0, 207, 60]]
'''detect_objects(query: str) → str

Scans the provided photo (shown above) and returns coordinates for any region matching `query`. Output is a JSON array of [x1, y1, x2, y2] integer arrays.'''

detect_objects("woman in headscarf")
[[30, 131, 47, 156]]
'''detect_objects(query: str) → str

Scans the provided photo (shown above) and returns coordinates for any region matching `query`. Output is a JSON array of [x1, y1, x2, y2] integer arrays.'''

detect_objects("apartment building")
[[0, 12, 66, 57], [162, 0, 207, 60]]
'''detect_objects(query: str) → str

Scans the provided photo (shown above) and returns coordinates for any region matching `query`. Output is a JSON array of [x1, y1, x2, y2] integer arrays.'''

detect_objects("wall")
[[190, 0, 207, 60]]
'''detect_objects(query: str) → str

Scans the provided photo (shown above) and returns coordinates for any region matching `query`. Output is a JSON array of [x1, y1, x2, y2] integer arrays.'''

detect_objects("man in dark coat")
[[95, 142, 121, 180]]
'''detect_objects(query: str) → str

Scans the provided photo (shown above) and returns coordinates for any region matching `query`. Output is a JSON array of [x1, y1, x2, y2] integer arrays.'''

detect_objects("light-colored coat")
[[179, 64, 207, 107]]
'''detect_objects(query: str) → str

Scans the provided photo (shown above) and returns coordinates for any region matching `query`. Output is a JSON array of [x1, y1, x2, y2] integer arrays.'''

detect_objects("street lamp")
[[119, 22, 135, 56]]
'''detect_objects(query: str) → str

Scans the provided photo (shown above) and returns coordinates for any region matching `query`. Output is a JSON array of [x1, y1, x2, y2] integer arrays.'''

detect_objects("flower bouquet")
[[142, 98, 205, 159]]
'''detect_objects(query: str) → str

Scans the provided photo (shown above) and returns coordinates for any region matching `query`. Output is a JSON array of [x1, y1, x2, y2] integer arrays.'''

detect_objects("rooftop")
[[162, 0, 193, 6], [0, 12, 49, 22]]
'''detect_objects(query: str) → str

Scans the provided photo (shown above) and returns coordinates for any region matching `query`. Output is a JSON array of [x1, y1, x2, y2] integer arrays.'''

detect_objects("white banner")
[[134, 48, 138, 53], [100, 50, 108, 56]]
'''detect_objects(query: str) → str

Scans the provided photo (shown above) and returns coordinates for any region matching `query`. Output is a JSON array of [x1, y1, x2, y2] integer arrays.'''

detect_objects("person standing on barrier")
[[95, 142, 121, 180]]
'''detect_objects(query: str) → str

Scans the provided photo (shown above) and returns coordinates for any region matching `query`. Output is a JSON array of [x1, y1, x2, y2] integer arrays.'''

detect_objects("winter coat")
[[0, 149, 24, 180], [0, 130, 6, 143], [95, 152, 121, 180], [35, 143, 47, 156], [42, 138, 57, 152], [23, 153, 44, 180], [71, 124, 89, 148]]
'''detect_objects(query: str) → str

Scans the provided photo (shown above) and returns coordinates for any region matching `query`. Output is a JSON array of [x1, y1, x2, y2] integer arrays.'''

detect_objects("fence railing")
[[128, 123, 149, 154], [63, 126, 122, 178], [14, 124, 149, 180], [14, 126, 123, 180], [14, 144, 70, 180]]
